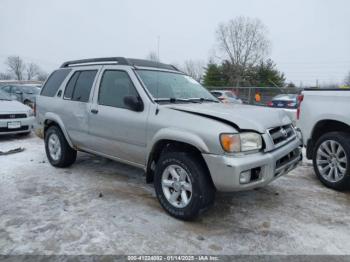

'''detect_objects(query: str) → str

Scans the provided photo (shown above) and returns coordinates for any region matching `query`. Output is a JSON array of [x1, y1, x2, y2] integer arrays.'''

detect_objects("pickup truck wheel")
[[154, 152, 215, 220], [45, 126, 77, 167], [313, 132, 350, 190]]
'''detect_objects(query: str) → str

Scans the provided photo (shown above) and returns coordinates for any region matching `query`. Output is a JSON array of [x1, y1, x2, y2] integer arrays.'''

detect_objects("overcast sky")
[[0, 0, 349, 86]]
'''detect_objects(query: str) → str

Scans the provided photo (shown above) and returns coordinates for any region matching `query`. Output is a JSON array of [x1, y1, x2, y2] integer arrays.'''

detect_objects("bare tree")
[[215, 16, 271, 85], [0, 72, 12, 80], [36, 70, 49, 82], [6, 56, 26, 80], [26, 63, 41, 80], [181, 60, 205, 82], [345, 71, 350, 86], [146, 51, 159, 62]]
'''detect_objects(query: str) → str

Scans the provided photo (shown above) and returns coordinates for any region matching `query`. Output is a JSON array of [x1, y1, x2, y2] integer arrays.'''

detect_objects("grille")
[[0, 114, 27, 119], [0, 126, 29, 133], [274, 148, 301, 177], [268, 124, 295, 147], [276, 148, 300, 170]]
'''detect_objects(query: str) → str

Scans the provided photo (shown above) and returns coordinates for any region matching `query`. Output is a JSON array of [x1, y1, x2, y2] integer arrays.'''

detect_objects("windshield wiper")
[[186, 98, 219, 103], [154, 98, 200, 103]]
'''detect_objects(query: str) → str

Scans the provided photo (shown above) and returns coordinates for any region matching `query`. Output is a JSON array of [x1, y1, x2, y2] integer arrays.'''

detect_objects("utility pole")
[[157, 36, 160, 62]]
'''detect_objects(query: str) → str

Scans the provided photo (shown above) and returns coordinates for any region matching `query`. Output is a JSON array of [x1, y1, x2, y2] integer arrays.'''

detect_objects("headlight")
[[28, 109, 34, 117], [220, 132, 262, 153]]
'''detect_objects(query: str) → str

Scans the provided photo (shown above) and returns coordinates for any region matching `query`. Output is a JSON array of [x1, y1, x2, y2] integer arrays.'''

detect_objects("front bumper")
[[0, 116, 35, 135], [203, 137, 302, 192]]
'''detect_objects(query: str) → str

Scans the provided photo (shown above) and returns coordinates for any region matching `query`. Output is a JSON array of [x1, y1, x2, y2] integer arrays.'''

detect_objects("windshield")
[[136, 70, 217, 102], [0, 90, 12, 100]]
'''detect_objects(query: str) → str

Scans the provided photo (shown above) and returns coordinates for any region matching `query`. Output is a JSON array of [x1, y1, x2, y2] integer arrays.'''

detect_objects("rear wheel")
[[154, 152, 215, 220], [45, 126, 77, 167], [313, 132, 350, 190]]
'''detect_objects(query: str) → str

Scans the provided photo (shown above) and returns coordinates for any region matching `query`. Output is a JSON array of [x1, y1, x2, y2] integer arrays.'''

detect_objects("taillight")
[[218, 96, 229, 103], [33, 102, 37, 116], [267, 101, 273, 107], [218, 96, 225, 101], [297, 94, 304, 120], [287, 102, 297, 108]]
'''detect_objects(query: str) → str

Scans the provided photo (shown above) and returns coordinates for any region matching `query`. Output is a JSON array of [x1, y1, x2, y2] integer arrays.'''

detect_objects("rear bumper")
[[203, 137, 302, 192], [0, 116, 35, 135]]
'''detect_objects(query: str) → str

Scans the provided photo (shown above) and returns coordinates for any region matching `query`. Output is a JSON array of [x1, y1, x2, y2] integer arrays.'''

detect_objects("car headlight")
[[220, 132, 262, 153]]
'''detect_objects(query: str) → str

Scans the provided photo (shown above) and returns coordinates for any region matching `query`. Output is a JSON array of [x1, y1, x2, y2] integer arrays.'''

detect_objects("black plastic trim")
[[60, 57, 179, 72]]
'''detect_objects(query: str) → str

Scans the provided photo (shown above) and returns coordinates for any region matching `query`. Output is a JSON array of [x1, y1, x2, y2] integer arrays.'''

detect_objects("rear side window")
[[41, 69, 71, 97], [98, 70, 138, 108], [64, 70, 97, 102], [64, 72, 79, 99]]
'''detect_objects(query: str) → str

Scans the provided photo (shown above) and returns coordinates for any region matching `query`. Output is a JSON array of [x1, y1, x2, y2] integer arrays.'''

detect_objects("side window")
[[41, 69, 71, 97], [98, 70, 138, 108], [64, 72, 80, 99], [1, 86, 11, 93], [72, 70, 97, 102], [63, 70, 97, 102]]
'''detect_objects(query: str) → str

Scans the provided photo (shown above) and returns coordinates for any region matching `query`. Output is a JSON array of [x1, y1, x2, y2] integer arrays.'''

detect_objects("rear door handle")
[[91, 109, 98, 114]]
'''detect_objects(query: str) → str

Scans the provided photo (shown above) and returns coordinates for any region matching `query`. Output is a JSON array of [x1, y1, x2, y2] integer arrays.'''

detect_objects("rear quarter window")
[[41, 69, 71, 97]]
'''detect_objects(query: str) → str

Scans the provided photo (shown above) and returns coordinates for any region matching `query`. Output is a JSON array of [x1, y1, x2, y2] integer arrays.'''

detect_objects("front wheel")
[[45, 126, 77, 167], [154, 152, 215, 220], [313, 132, 350, 190]]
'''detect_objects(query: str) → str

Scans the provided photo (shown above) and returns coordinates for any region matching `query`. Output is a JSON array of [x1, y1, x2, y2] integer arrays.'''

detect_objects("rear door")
[[59, 69, 99, 148], [87, 66, 149, 166]]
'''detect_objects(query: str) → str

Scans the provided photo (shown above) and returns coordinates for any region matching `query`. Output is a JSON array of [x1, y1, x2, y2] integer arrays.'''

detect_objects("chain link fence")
[[206, 86, 302, 106]]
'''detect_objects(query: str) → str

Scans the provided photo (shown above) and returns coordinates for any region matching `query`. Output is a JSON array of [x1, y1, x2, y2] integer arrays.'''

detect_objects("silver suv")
[[36, 57, 302, 220]]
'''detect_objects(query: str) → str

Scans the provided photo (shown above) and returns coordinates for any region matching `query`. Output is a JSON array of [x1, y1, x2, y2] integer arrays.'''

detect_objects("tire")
[[313, 132, 350, 190], [154, 152, 215, 220], [45, 125, 77, 167]]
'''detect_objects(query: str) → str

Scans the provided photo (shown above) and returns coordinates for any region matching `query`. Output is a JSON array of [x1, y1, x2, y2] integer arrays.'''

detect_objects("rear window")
[[41, 69, 71, 97], [211, 91, 222, 97], [225, 91, 235, 98]]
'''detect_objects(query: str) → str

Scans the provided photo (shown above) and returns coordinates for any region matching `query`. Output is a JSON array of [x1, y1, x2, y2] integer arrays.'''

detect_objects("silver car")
[[210, 90, 243, 104], [36, 57, 302, 220], [0, 84, 41, 108], [0, 90, 35, 135]]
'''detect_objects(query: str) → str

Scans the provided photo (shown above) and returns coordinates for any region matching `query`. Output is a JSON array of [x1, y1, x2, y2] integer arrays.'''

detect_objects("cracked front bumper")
[[203, 137, 302, 192]]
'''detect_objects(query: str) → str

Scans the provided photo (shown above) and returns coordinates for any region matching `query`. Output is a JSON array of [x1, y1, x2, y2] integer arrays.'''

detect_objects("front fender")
[[146, 127, 210, 163], [44, 112, 74, 148]]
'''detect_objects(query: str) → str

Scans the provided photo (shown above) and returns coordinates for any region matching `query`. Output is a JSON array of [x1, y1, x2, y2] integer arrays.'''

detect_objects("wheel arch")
[[307, 119, 350, 159], [145, 130, 212, 185], [43, 113, 75, 149]]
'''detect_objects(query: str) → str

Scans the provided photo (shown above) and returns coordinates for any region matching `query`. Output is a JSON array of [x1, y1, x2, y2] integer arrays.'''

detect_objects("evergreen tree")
[[203, 64, 228, 86]]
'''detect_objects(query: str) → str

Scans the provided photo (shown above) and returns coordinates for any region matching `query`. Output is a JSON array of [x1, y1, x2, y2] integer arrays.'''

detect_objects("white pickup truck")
[[297, 89, 350, 190]]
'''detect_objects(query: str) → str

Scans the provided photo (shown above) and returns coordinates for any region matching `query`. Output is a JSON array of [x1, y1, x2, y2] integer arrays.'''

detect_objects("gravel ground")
[[0, 134, 350, 255]]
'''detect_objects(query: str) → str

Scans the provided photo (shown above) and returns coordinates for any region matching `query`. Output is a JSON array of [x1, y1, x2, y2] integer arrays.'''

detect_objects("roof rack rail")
[[60, 57, 130, 68], [59, 57, 180, 71]]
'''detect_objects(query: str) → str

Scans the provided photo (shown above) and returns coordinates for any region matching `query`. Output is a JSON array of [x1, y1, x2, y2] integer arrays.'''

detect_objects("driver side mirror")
[[123, 96, 144, 112]]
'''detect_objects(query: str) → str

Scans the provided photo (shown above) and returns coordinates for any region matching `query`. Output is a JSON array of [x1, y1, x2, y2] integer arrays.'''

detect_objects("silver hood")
[[166, 103, 292, 133], [0, 100, 30, 113]]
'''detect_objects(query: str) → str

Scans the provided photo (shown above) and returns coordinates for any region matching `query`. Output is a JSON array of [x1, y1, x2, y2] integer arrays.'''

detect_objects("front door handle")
[[91, 109, 98, 114]]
